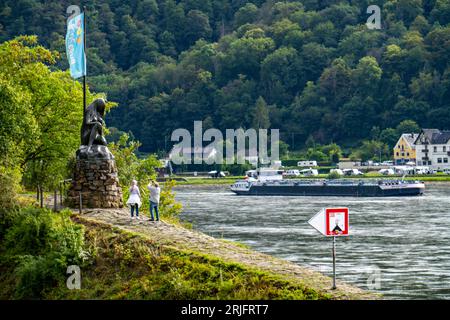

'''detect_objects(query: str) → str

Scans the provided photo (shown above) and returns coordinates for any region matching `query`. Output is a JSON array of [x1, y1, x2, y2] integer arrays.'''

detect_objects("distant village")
[[162, 128, 450, 177]]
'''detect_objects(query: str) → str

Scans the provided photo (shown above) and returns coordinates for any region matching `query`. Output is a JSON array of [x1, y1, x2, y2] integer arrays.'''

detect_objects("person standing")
[[126, 180, 142, 220], [147, 180, 161, 222]]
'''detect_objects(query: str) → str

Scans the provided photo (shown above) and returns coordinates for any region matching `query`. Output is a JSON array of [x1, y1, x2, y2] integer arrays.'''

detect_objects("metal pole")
[[59, 182, 63, 206], [332, 236, 337, 289], [79, 192, 82, 214], [53, 190, 57, 212], [39, 185, 44, 208], [82, 6, 87, 116]]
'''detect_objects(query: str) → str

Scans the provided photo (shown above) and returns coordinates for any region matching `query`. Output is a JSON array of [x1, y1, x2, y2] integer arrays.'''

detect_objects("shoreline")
[[70, 207, 380, 300]]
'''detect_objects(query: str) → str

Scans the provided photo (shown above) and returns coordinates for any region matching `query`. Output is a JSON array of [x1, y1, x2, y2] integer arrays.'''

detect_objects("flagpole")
[[83, 6, 87, 117]]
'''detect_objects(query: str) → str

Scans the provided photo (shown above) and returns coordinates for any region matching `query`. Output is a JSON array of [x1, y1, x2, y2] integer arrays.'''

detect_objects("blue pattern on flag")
[[65, 13, 86, 79]]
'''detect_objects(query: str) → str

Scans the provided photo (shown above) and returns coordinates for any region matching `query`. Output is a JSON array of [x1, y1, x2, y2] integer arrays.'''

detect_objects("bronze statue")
[[77, 98, 113, 159], [81, 98, 108, 148]]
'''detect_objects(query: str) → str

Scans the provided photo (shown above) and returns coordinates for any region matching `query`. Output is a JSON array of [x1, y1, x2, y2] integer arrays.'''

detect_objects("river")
[[175, 182, 450, 299]]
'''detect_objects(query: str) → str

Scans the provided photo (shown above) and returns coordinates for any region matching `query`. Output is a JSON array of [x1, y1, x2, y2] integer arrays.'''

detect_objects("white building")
[[414, 129, 450, 170]]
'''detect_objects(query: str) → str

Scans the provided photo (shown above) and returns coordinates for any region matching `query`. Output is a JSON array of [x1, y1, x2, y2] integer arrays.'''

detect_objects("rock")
[[76, 144, 115, 160], [67, 156, 123, 209]]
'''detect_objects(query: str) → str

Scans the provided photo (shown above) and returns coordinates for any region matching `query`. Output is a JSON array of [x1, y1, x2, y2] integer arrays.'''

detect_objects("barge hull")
[[232, 185, 424, 197]]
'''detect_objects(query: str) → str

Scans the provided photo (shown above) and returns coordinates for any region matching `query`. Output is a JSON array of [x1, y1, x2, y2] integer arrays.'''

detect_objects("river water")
[[175, 182, 450, 299]]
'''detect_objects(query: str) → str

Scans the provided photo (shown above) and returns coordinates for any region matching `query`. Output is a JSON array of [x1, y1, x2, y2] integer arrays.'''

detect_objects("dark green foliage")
[[0, 208, 86, 299], [0, 0, 449, 153]]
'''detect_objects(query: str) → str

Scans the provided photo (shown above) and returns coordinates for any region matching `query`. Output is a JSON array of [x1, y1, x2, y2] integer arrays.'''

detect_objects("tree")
[[425, 26, 450, 73], [391, 0, 424, 26], [352, 56, 382, 96], [224, 29, 275, 80], [396, 120, 420, 135], [252, 96, 270, 129], [318, 58, 352, 110], [260, 46, 301, 104], [379, 128, 399, 149], [0, 36, 98, 194], [305, 148, 328, 162], [0, 77, 35, 208], [339, 96, 377, 140], [1, 0, 447, 156], [353, 140, 390, 162], [185, 10, 212, 46], [321, 143, 342, 163], [234, 3, 258, 28], [430, 0, 450, 25]]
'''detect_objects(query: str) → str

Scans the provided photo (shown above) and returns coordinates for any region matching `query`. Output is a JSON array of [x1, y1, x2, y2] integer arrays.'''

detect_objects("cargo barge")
[[230, 179, 425, 197]]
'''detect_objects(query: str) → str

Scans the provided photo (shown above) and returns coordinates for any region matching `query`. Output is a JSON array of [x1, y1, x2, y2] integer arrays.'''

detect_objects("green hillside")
[[1, 0, 449, 153]]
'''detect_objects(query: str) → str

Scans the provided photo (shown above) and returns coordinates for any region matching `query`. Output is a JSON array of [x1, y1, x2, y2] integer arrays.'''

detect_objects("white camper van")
[[299, 168, 319, 176]]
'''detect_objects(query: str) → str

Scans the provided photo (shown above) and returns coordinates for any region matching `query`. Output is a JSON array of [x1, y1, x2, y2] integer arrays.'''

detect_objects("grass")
[[0, 208, 329, 300], [42, 219, 330, 300]]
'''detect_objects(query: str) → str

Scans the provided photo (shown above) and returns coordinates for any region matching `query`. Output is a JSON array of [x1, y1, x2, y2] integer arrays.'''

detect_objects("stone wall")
[[67, 158, 123, 208]]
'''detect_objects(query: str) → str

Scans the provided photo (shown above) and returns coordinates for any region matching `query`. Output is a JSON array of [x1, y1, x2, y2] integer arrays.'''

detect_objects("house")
[[393, 133, 419, 165], [414, 129, 450, 170]]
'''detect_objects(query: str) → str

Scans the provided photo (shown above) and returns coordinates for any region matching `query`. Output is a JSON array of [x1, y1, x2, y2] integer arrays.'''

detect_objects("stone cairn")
[[67, 145, 123, 208]]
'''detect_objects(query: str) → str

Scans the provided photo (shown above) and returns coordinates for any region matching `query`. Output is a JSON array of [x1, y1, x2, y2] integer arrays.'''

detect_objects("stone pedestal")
[[67, 145, 123, 208]]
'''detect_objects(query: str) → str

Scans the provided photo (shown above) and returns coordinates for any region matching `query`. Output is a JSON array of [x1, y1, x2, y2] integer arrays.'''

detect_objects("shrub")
[[327, 171, 341, 180], [1, 207, 88, 299]]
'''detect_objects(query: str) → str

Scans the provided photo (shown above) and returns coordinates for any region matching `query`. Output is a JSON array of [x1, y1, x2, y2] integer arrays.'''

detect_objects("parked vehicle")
[[245, 168, 284, 181], [414, 166, 431, 175], [297, 160, 318, 167], [284, 169, 301, 177], [379, 168, 395, 175], [443, 169, 450, 175], [209, 170, 226, 178], [299, 168, 319, 176], [393, 166, 415, 175], [343, 169, 364, 176]]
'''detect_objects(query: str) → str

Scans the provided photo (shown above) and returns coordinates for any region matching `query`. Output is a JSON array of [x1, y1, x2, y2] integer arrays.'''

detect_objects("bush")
[[327, 171, 341, 180], [159, 180, 183, 219], [1, 207, 88, 299]]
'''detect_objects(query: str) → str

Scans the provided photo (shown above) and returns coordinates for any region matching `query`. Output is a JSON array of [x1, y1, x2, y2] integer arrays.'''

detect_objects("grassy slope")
[[42, 218, 329, 300], [1, 204, 379, 300]]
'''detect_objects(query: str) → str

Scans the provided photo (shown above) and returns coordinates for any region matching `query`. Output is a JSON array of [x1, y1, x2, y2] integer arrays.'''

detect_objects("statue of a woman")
[[77, 98, 112, 159], [81, 98, 108, 148]]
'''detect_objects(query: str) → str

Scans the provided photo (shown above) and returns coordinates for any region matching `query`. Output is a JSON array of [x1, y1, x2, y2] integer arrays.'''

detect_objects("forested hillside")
[[1, 0, 449, 153]]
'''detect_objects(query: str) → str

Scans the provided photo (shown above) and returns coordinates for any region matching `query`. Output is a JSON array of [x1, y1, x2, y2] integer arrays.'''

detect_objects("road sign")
[[308, 207, 350, 290], [308, 207, 349, 237], [326, 208, 349, 236]]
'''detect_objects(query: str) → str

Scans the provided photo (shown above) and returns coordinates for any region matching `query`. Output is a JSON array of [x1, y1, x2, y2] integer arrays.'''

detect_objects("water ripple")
[[176, 183, 450, 299]]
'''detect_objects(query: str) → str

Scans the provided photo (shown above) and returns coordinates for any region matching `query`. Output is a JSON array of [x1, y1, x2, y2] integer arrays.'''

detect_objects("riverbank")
[[67, 207, 379, 300], [173, 175, 450, 186]]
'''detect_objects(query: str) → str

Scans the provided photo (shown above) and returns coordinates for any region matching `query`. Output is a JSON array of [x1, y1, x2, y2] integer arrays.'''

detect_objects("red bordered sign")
[[325, 207, 349, 236]]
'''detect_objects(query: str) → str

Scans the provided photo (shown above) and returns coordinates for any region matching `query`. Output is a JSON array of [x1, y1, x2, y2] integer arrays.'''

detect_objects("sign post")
[[332, 236, 336, 289], [308, 207, 349, 289]]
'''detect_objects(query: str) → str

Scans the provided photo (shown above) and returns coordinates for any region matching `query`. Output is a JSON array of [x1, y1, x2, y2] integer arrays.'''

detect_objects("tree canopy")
[[0, 0, 449, 154]]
